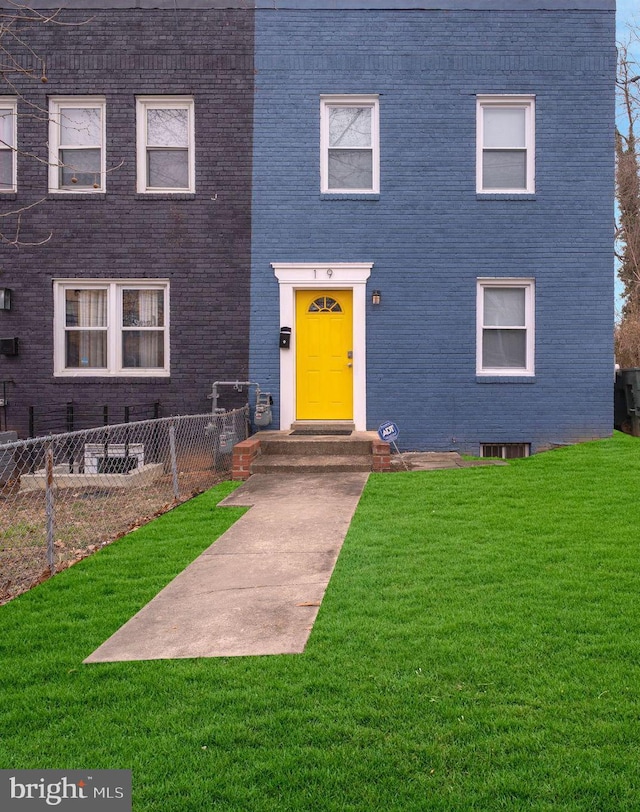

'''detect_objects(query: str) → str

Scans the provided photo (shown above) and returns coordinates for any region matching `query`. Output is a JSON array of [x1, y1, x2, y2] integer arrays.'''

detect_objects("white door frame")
[[272, 262, 373, 430]]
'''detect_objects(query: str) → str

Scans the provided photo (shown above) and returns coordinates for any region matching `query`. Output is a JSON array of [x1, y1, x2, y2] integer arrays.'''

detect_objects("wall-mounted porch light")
[[0, 288, 12, 311], [371, 290, 381, 306]]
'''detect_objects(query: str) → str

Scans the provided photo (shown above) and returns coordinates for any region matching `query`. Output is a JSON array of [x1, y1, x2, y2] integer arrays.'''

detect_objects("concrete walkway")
[[85, 472, 368, 663]]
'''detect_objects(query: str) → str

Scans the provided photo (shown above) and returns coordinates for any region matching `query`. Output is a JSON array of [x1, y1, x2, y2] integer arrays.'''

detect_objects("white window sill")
[[54, 370, 170, 379], [476, 193, 536, 201], [134, 192, 196, 200], [476, 375, 536, 384], [320, 193, 380, 201]]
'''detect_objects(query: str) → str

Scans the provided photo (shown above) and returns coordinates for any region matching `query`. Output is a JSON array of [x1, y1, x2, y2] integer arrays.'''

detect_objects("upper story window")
[[476, 96, 535, 194], [477, 278, 535, 376], [320, 95, 379, 194], [49, 97, 106, 192], [54, 280, 170, 377], [136, 96, 195, 193], [0, 99, 17, 192]]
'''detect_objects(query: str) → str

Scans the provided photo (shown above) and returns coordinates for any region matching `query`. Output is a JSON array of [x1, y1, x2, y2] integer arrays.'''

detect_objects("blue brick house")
[[249, 0, 616, 454], [0, 0, 615, 454]]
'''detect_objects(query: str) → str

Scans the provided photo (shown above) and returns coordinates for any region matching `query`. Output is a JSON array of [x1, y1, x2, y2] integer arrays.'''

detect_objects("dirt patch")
[[0, 466, 226, 605], [390, 451, 508, 471]]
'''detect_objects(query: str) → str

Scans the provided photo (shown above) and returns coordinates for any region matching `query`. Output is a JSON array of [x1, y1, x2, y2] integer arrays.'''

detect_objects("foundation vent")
[[480, 443, 530, 460]]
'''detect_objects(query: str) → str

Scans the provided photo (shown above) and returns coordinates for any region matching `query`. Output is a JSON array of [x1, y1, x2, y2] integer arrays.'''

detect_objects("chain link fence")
[[0, 407, 250, 604]]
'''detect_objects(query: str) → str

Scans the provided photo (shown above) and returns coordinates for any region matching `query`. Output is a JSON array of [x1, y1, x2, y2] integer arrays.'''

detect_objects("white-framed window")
[[477, 278, 535, 376], [54, 280, 170, 377], [48, 97, 106, 192], [320, 95, 379, 194], [0, 99, 17, 192], [136, 96, 195, 193], [476, 96, 535, 193]]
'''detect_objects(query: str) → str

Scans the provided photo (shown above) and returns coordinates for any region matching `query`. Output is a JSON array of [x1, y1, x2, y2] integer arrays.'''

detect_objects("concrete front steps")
[[232, 425, 391, 479]]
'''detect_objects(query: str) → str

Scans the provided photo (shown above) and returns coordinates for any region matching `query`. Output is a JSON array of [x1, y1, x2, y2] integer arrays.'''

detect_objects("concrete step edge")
[[290, 421, 356, 434], [260, 439, 372, 456], [251, 455, 372, 473]]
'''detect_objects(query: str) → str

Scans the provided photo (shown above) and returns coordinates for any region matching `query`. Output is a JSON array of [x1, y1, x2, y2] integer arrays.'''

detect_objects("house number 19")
[[313, 268, 333, 278]]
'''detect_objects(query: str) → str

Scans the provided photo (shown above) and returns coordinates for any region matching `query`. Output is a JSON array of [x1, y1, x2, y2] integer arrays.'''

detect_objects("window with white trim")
[[477, 96, 535, 193], [0, 99, 17, 192], [136, 96, 195, 193], [49, 97, 106, 192], [477, 279, 535, 376], [320, 95, 379, 194], [54, 280, 170, 376]]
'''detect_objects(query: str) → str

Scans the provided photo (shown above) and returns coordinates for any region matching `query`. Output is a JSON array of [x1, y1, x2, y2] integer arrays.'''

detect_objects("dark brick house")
[[0, 1, 254, 436]]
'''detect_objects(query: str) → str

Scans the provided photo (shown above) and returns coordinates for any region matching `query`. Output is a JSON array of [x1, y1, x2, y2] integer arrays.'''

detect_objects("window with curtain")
[[136, 96, 194, 193], [321, 95, 379, 194], [0, 100, 17, 192], [477, 279, 535, 375], [121, 289, 165, 368], [49, 97, 106, 192], [64, 288, 108, 368], [55, 281, 169, 376], [477, 96, 535, 193]]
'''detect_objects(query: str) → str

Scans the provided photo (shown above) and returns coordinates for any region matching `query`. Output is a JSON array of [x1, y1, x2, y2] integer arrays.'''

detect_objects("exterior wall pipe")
[[209, 381, 261, 413]]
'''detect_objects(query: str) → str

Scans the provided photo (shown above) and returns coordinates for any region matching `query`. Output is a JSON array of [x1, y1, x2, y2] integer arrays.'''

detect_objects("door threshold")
[[290, 420, 355, 436]]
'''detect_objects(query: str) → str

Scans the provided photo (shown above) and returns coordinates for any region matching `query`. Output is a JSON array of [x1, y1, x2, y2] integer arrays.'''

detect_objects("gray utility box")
[[0, 431, 18, 485]]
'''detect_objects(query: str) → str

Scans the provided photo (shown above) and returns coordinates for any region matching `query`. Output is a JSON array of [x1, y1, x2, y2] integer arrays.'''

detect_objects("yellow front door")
[[295, 289, 353, 420]]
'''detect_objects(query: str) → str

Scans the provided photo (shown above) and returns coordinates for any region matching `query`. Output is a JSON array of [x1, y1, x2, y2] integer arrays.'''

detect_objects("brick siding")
[[0, 9, 254, 437], [249, 7, 615, 453]]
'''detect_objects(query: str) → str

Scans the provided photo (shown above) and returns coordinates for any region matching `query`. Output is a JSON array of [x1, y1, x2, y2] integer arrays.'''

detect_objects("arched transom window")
[[308, 296, 342, 313]]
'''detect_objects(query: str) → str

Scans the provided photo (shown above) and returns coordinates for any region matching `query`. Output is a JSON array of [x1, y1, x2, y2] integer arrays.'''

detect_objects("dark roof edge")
[[3, 1, 617, 11]]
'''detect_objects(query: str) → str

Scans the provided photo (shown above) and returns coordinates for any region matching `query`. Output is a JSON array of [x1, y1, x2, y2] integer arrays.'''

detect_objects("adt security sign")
[[378, 421, 400, 443]]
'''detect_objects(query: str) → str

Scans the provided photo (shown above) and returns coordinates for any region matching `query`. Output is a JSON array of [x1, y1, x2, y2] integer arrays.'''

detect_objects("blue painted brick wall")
[[250, 7, 615, 452]]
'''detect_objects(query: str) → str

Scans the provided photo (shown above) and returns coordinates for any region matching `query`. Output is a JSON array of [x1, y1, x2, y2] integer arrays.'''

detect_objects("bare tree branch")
[[614, 32, 640, 363], [0, 4, 101, 247], [616, 41, 640, 314], [0, 197, 51, 247]]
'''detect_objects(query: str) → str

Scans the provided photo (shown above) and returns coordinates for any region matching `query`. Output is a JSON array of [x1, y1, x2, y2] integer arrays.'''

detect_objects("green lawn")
[[1, 434, 640, 810]]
